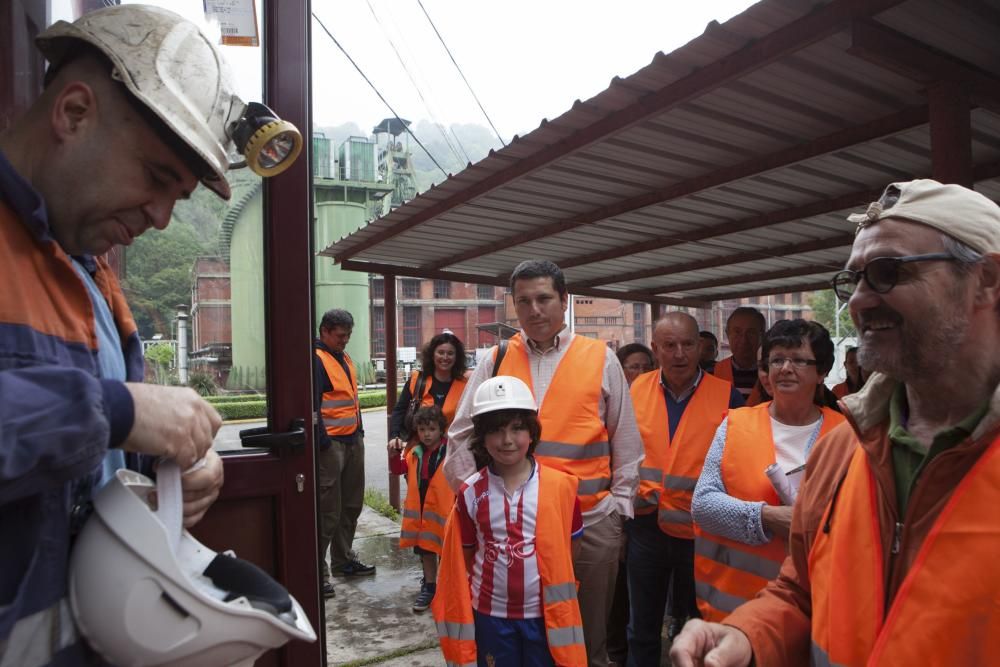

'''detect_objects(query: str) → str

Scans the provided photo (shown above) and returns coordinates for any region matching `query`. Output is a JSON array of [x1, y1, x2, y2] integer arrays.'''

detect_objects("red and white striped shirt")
[[457, 460, 583, 619]]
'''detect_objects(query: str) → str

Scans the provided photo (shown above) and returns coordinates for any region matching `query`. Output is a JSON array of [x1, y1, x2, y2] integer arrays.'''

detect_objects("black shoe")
[[332, 559, 376, 577], [666, 617, 686, 641], [322, 581, 336, 598], [412, 580, 436, 612]]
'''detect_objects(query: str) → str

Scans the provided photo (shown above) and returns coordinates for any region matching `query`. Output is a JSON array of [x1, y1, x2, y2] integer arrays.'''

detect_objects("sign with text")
[[203, 0, 259, 47]]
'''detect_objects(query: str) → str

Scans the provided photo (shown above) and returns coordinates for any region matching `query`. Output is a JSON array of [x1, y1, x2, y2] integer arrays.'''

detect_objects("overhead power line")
[[365, 0, 471, 166], [312, 11, 449, 178], [416, 0, 507, 148]]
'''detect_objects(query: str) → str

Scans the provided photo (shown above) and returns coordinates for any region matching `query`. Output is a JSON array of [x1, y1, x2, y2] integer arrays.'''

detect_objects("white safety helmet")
[[36, 4, 302, 200], [471, 375, 537, 417], [69, 467, 316, 667]]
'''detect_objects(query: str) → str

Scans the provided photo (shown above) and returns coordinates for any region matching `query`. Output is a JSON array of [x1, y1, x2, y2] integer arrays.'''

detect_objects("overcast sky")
[[312, 0, 756, 140], [60, 0, 755, 142]]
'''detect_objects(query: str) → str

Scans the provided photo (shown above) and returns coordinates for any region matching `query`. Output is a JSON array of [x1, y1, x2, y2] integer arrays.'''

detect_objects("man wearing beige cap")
[[671, 179, 1000, 667]]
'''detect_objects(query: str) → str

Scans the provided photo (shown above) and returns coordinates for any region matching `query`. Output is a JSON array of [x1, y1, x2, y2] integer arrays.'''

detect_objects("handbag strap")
[[491, 340, 509, 378], [413, 372, 427, 400]]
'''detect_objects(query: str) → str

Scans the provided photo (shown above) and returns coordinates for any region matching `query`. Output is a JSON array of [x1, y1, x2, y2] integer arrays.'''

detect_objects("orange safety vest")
[[315, 349, 360, 436], [399, 442, 455, 555], [693, 403, 845, 622], [630, 370, 732, 539], [713, 356, 764, 407], [808, 437, 1000, 666], [496, 334, 611, 512], [406, 370, 468, 427], [432, 464, 586, 666]]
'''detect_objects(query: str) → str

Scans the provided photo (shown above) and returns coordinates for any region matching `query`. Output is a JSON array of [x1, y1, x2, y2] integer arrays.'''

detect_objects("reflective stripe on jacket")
[[407, 370, 468, 428], [432, 464, 586, 666], [399, 444, 454, 554], [496, 334, 611, 512], [809, 435, 1000, 666], [694, 403, 844, 621], [315, 349, 359, 436], [630, 369, 731, 539]]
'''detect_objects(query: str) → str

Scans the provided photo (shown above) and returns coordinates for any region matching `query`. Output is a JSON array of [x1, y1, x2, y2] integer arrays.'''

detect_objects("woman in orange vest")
[[691, 319, 846, 622], [388, 333, 468, 611], [388, 332, 468, 448]]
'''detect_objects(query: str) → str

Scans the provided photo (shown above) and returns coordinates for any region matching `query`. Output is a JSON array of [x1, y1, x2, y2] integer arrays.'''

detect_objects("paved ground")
[[214, 407, 393, 497], [322, 507, 440, 666], [216, 410, 675, 665]]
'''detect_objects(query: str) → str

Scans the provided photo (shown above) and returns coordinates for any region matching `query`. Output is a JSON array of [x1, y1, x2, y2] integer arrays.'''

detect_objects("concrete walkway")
[[322, 505, 676, 666], [323, 506, 442, 666]]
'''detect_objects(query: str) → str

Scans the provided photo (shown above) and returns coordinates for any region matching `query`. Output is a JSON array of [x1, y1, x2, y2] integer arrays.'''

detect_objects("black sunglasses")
[[831, 253, 957, 301]]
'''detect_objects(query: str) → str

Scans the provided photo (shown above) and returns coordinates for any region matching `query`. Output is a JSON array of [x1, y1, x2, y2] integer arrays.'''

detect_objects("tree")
[[808, 289, 856, 340], [123, 219, 206, 338], [144, 342, 175, 385]]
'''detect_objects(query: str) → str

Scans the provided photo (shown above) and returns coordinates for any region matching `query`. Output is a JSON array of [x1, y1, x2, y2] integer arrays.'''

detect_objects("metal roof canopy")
[[321, 0, 1000, 308]]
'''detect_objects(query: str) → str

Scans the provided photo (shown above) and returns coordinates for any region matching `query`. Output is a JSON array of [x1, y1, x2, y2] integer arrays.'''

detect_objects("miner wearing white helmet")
[[0, 5, 299, 664]]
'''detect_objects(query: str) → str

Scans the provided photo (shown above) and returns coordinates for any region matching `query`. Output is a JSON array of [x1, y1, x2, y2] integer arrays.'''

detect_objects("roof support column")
[[383, 274, 401, 510], [649, 302, 664, 322], [928, 80, 973, 187]]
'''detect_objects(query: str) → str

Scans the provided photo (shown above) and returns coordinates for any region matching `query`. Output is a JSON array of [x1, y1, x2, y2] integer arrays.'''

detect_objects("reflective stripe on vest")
[[694, 403, 845, 621], [432, 465, 587, 666], [694, 579, 747, 618], [0, 598, 77, 667], [315, 349, 359, 436], [407, 371, 468, 428], [639, 466, 662, 481], [496, 334, 611, 512], [398, 445, 454, 555], [630, 369, 732, 539], [810, 642, 843, 667], [810, 435, 1000, 666]]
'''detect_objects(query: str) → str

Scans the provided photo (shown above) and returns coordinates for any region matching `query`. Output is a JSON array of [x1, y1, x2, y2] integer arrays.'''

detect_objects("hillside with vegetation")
[[124, 121, 498, 339]]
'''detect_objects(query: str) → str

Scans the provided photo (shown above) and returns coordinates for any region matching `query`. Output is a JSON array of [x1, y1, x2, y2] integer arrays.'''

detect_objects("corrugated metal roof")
[[320, 0, 1000, 306]]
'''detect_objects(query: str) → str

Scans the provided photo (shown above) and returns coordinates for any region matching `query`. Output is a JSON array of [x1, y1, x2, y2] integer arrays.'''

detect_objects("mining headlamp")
[[229, 102, 303, 177]]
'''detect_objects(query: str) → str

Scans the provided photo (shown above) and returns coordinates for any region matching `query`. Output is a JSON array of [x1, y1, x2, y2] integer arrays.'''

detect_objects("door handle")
[[239, 418, 306, 450]]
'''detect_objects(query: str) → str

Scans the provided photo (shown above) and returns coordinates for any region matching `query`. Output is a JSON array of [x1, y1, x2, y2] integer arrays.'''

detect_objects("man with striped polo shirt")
[[445, 259, 643, 666], [714, 307, 766, 406]]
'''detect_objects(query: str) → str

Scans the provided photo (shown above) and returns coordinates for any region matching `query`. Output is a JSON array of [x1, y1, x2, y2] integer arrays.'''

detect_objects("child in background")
[[433, 376, 586, 667], [391, 405, 452, 612]]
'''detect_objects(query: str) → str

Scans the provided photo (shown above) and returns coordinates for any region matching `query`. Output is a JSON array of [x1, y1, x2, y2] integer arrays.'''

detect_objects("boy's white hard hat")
[[36, 4, 243, 200], [69, 468, 316, 667], [471, 375, 537, 417]]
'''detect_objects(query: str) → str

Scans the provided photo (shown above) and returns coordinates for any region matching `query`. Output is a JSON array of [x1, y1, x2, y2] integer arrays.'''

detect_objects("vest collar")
[[660, 367, 703, 402]]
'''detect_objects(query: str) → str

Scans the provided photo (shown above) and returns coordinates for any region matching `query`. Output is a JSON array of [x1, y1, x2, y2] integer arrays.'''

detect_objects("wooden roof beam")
[[429, 105, 926, 271], [332, 0, 906, 263], [848, 20, 1000, 113], [567, 234, 856, 291], [641, 264, 843, 297], [701, 280, 834, 302], [559, 187, 883, 270], [339, 260, 707, 308]]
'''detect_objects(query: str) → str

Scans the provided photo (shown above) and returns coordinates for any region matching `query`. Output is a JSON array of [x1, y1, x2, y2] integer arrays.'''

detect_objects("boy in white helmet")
[[433, 376, 587, 666], [0, 5, 298, 664]]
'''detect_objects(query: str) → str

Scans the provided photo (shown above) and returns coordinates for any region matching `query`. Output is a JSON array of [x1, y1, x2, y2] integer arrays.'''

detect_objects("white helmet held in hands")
[[69, 466, 316, 667], [36, 4, 302, 200], [471, 375, 537, 417]]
